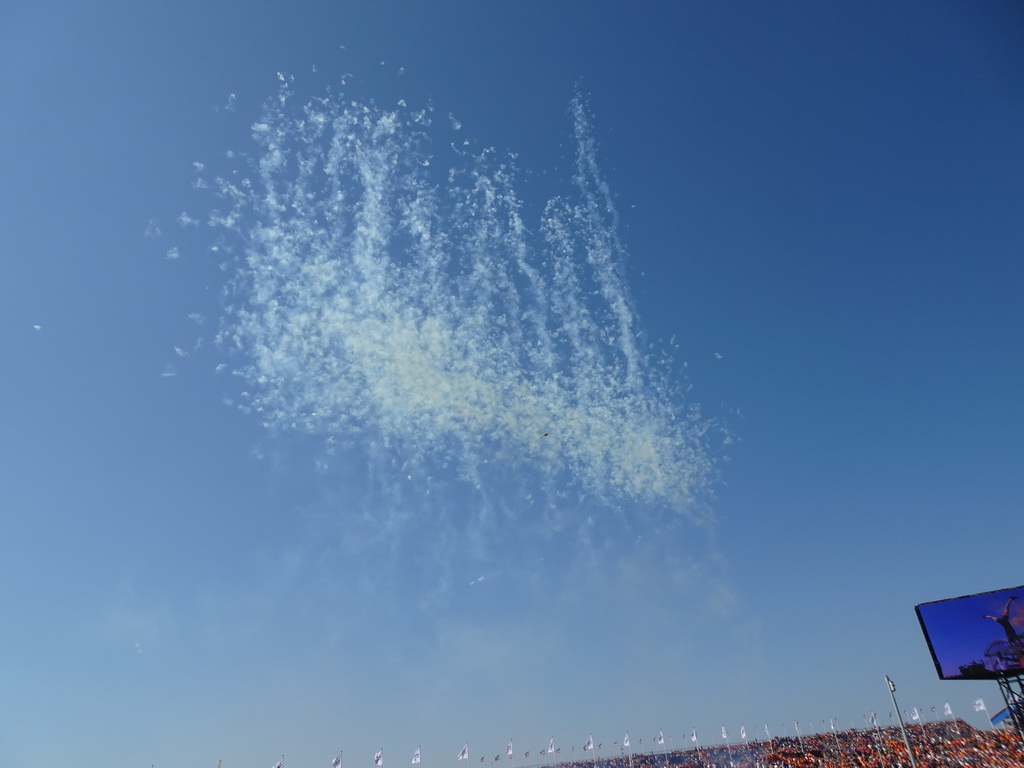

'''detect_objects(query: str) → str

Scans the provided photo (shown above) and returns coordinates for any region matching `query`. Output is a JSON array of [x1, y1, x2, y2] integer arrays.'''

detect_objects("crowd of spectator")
[[546, 721, 1023, 768]]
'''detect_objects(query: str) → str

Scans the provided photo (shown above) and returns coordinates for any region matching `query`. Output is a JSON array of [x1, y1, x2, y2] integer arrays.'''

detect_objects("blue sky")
[[2, 1, 1023, 766]]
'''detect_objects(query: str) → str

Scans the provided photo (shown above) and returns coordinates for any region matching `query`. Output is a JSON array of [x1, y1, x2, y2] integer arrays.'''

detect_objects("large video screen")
[[916, 585, 1024, 680]]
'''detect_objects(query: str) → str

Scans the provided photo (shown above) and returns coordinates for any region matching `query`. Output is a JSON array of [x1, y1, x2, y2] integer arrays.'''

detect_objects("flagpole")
[[975, 698, 993, 730], [885, 675, 919, 768], [826, 718, 843, 767], [871, 713, 885, 765], [947, 703, 961, 737]]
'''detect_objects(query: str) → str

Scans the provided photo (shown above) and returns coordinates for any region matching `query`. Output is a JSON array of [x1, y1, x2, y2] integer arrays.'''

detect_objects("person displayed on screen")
[[982, 595, 1024, 672], [983, 596, 1020, 644]]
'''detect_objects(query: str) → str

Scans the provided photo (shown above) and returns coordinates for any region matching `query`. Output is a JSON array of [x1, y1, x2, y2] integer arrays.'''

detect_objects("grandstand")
[[530, 721, 1023, 768]]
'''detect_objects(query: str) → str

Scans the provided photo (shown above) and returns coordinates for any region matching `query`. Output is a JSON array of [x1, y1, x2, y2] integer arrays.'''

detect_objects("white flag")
[[655, 731, 664, 746], [274, 762, 283, 768], [689, 729, 697, 744], [763, 723, 771, 739], [375, 751, 383, 767], [333, 755, 342, 768], [944, 702, 953, 717], [548, 739, 555, 755], [721, 726, 728, 740], [583, 736, 593, 752], [974, 698, 986, 712], [623, 734, 629, 749], [794, 721, 800, 734], [869, 713, 878, 727], [910, 707, 920, 721], [740, 725, 746, 740], [412, 749, 421, 765], [506, 741, 513, 758], [458, 745, 469, 761]]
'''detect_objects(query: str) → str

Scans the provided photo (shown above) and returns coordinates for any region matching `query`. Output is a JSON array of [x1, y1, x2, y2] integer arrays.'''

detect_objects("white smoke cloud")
[[194, 80, 719, 575]]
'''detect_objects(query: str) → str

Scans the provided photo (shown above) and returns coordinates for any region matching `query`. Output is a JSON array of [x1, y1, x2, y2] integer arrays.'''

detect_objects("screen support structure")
[[997, 673, 1024, 745]]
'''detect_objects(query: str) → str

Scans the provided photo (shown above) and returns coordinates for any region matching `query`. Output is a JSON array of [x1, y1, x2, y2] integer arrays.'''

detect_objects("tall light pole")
[[885, 675, 918, 768]]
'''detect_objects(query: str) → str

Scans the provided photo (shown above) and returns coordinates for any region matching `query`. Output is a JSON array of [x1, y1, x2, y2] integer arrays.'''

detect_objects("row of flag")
[[273, 700, 992, 768], [458, 738, 560, 762], [330, 735, 657, 768], [866, 699, 982, 726]]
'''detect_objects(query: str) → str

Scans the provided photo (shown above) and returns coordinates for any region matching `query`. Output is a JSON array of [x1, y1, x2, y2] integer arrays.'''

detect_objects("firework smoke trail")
[[198, 76, 715, 546]]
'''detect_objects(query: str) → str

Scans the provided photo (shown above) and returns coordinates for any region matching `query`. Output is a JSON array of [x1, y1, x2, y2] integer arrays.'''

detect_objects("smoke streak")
[[197, 76, 715, 542]]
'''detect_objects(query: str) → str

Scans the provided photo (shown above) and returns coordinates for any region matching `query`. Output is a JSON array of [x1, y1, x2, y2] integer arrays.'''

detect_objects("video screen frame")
[[916, 585, 1024, 681]]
